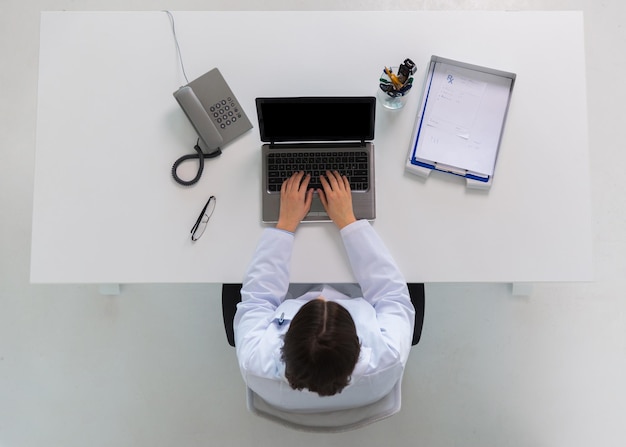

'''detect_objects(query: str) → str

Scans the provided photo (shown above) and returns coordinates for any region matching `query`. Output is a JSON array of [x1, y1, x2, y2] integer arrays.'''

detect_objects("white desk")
[[31, 11, 593, 286]]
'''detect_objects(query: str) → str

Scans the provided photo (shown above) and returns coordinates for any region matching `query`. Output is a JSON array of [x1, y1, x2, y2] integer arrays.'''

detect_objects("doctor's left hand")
[[276, 171, 314, 233]]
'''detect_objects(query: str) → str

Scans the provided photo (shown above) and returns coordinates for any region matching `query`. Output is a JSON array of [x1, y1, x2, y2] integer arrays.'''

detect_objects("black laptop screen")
[[256, 97, 376, 143]]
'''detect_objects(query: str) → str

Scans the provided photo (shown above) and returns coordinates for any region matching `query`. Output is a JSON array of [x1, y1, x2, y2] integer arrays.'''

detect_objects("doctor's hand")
[[318, 170, 357, 230], [276, 171, 314, 233]]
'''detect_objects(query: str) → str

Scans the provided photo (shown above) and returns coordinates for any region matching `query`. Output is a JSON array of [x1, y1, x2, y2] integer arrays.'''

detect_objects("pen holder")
[[377, 66, 413, 110]]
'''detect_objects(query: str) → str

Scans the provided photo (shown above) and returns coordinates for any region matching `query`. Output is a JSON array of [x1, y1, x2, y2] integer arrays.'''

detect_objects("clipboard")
[[405, 56, 516, 190]]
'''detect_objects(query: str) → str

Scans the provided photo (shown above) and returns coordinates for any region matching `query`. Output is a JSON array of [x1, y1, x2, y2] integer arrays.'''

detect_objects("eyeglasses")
[[191, 195, 216, 241]]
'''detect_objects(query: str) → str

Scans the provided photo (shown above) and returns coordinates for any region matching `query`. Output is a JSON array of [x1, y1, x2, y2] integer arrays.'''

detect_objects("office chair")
[[220, 283, 425, 432], [222, 283, 425, 347]]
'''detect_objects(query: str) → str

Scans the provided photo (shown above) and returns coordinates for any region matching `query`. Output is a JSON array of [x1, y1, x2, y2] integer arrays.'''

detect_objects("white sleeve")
[[234, 228, 294, 366], [340, 220, 415, 363]]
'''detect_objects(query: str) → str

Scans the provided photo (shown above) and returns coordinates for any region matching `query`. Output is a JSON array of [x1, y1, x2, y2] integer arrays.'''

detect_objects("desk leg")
[[511, 283, 533, 296], [99, 284, 121, 296]]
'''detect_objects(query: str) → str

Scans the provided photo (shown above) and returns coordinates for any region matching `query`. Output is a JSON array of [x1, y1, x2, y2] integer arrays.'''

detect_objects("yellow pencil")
[[385, 67, 403, 89]]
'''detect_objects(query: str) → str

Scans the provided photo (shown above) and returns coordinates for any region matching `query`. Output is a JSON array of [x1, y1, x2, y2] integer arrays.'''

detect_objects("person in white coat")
[[234, 170, 415, 414]]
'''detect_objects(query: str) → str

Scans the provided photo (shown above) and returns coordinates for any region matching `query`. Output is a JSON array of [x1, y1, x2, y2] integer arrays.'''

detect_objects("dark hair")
[[281, 299, 360, 396]]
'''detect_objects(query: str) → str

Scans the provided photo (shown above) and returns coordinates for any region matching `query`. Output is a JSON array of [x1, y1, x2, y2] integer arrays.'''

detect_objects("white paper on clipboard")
[[412, 58, 515, 178]]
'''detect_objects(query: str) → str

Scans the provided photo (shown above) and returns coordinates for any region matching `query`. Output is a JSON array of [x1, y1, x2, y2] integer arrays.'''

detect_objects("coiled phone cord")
[[171, 139, 222, 186]]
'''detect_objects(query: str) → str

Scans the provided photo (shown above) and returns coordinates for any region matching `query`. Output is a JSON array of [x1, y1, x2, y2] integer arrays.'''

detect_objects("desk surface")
[[31, 11, 593, 284]]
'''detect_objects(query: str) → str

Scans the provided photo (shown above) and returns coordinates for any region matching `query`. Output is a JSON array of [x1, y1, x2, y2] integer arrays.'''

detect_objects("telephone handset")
[[172, 68, 253, 186], [174, 85, 223, 153]]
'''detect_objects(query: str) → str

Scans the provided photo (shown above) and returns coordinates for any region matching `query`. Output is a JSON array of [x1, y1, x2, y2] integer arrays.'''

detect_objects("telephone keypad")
[[209, 96, 243, 129]]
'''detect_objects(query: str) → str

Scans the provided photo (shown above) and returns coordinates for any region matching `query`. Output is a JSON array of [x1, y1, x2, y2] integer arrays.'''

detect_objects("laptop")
[[256, 96, 376, 223]]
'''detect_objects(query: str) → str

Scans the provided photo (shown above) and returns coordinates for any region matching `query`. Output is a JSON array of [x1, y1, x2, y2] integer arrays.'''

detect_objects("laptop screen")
[[256, 97, 376, 143]]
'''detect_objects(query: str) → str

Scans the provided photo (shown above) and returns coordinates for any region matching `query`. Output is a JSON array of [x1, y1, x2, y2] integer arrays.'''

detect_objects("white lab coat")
[[234, 220, 415, 413]]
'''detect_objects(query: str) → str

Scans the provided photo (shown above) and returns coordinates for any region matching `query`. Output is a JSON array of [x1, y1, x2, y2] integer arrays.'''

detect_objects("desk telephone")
[[172, 68, 252, 185]]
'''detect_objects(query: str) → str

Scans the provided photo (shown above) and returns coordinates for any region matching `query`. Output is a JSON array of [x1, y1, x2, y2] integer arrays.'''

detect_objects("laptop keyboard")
[[267, 150, 370, 192]]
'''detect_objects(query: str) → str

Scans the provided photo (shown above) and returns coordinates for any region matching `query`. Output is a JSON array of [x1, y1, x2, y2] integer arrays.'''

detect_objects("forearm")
[[240, 228, 294, 307], [340, 220, 409, 305]]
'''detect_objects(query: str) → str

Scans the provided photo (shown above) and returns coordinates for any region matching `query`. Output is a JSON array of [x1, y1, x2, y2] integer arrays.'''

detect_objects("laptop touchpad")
[[310, 197, 325, 213]]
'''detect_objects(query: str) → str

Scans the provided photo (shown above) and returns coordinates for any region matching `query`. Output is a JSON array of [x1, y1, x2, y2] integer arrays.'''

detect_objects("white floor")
[[1, 1, 625, 446]]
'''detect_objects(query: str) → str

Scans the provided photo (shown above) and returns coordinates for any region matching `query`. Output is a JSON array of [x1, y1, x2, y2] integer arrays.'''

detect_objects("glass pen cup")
[[377, 66, 414, 110]]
